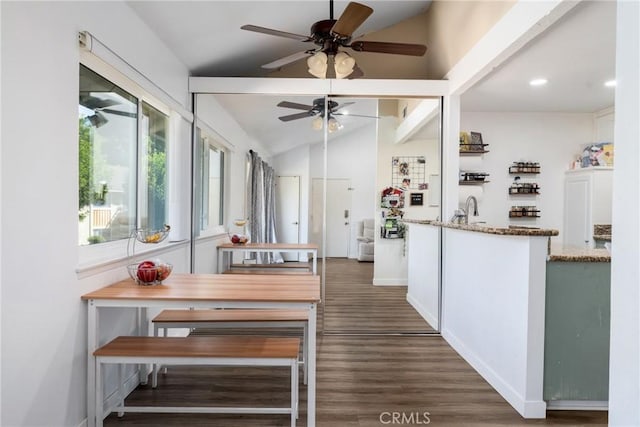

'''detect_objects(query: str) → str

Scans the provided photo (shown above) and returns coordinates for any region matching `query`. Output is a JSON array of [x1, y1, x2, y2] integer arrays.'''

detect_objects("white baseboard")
[[546, 400, 608, 411], [372, 278, 407, 286], [406, 293, 438, 330], [442, 328, 547, 419]]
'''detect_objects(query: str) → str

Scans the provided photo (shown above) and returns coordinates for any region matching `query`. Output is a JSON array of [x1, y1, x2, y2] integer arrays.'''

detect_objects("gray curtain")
[[247, 150, 283, 264]]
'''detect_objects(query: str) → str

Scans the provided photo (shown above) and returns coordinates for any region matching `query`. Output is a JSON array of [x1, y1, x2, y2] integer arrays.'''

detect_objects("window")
[[195, 128, 225, 236], [78, 64, 168, 245]]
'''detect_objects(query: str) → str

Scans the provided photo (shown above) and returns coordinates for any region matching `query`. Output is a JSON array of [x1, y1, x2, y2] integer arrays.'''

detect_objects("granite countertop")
[[593, 234, 612, 241], [407, 220, 559, 237], [402, 219, 434, 225], [548, 245, 611, 262]]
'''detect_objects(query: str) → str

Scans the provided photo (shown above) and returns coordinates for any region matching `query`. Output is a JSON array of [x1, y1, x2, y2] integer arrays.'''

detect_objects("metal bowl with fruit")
[[229, 234, 249, 245], [134, 225, 171, 244], [127, 260, 173, 286]]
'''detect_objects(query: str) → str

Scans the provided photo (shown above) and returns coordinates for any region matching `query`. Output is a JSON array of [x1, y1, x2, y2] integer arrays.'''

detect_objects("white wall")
[[271, 144, 311, 249], [374, 116, 441, 285], [406, 223, 440, 330], [460, 112, 594, 241], [442, 229, 548, 418], [0, 3, 193, 426], [608, 0, 640, 425], [307, 123, 377, 258]]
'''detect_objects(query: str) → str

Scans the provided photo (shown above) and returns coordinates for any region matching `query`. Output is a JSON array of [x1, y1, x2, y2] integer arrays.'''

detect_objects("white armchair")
[[356, 219, 375, 262]]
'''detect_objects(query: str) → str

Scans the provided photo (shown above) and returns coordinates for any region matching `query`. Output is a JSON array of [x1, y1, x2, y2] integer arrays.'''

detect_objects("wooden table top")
[[81, 273, 320, 303], [217, 242, 318, 250]]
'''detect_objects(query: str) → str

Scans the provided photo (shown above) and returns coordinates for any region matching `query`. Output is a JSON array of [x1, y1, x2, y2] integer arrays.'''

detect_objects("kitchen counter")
[[405, 219, 559, 237], [401, 219, 434, 225], [548, 245, 611, 262], [593, 234, 612, 241]]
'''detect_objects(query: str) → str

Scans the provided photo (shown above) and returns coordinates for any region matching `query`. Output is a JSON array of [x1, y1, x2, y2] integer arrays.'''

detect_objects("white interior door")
[[311, 178, 351, 258], [564, 176, 591, 247], [276, 176, 300, 261]]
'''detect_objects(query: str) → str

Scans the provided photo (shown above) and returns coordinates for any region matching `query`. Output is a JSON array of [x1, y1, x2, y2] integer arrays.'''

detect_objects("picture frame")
[[410, 193, 424, 206]]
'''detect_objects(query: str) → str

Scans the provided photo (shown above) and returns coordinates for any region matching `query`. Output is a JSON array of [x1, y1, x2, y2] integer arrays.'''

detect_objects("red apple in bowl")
[[137, 260, 157, 283], [231, 234, 240, 244]]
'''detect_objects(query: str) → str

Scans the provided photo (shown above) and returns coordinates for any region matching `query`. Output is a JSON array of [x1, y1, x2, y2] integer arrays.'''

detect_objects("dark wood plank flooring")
[[104, 259, 607, 426], [322, 258, 434, 333]]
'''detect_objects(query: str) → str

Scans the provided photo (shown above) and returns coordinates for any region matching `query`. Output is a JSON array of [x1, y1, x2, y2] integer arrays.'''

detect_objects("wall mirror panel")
[[192, 85, 444, 335]]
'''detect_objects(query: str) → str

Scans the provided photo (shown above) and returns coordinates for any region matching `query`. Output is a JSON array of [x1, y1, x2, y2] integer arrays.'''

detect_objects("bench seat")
[[94, 335, 300, 427], [152, 309, 309, 384], [223, 269, 312, 275]]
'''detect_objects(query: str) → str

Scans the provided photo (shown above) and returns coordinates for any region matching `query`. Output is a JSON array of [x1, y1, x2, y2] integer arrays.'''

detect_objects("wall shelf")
[[460, 143, 489, 155], [509, 206, 540, 218], [509, 162, 540, 174], [460, 180, 490, 185], [509, 184, 540, 195]]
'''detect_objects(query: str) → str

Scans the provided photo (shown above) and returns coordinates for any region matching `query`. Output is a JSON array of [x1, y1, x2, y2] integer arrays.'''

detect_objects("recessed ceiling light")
[[605, 80, 617, 87], [529, 78, 548, 87]]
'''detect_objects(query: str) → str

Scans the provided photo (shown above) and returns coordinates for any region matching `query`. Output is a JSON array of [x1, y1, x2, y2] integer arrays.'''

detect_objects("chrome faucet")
[[464, 195, 479, 224]]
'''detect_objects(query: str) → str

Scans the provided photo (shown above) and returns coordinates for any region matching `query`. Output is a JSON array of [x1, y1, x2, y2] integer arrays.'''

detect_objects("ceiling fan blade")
[[278, 112, 314, 122], [99, 108, 137, 118], [277, 101, 315, 111], [241, 25, 311, 42], [349, 40, 427, 56], [333, 113, 380, 119], [80, 95, 120, 110], [262, 50, 315, 70], [332, 102, 355, 112], [331, 2, 374, 38]]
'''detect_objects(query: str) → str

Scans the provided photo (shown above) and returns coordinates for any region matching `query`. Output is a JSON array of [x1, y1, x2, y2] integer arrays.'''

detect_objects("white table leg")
[[87, 301, 97, 427], [138, 307, 149, 384], [307, 303, 316, 427], [312, 250, 317, 275]]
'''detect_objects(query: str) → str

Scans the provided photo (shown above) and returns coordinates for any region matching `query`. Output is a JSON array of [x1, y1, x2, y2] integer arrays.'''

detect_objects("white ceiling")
[[461, 1, 616, 113], [127, 0, 431, 77], [210, 94, 379, 153], [127, 1, 618, 154]]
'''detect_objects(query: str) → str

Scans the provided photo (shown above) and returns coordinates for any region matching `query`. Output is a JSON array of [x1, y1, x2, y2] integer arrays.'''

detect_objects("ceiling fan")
[[80, 94, 137, 127], [277, 98, 378, 132], [241, 0, 427, 78]]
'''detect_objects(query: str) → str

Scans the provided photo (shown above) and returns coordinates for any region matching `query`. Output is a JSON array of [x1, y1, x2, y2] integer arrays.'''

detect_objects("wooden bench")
[[226, 262, 313, 275], [94, 335, 300, 427], [223, 269, 312, 275], [152, 309, 309, 384]]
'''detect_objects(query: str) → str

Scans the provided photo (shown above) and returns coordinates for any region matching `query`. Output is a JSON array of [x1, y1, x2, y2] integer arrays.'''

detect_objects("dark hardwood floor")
[[104, 259, 607, 426], [322, 258, 435, 333]]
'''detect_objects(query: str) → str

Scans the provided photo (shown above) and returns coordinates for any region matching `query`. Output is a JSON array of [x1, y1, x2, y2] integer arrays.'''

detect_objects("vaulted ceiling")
[[126, 1, 617, 154]]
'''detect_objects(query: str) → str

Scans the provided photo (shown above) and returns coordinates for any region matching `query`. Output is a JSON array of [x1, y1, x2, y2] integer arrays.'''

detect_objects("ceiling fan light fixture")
[[334, 51, 356, 79], [327, 116, 342, 133], [307, 51, 328, 78], [311, 116, 324, 130]]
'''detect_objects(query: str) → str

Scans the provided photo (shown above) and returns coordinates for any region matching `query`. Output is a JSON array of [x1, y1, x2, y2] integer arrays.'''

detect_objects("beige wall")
[[269, 1, 515, 80], [423, 0, 515, 78]]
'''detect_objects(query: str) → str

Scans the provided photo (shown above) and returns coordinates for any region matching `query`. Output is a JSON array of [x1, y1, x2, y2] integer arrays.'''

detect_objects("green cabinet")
[[544, 261, 611, 402]]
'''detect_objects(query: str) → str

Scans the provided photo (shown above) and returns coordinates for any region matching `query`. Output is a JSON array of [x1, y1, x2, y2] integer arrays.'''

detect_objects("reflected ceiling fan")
[[241, 0, 427, 78], [80, 94, 137, 128], [277, 98, 378, 132]]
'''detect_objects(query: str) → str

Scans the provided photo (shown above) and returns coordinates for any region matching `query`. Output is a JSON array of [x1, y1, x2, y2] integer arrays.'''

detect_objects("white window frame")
[[78, 53, 176, 269], [195, 127, 228, 238]]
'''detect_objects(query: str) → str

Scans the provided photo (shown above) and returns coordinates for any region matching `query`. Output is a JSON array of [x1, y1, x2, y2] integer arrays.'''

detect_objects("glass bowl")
[[127, 262, 173, 286]]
